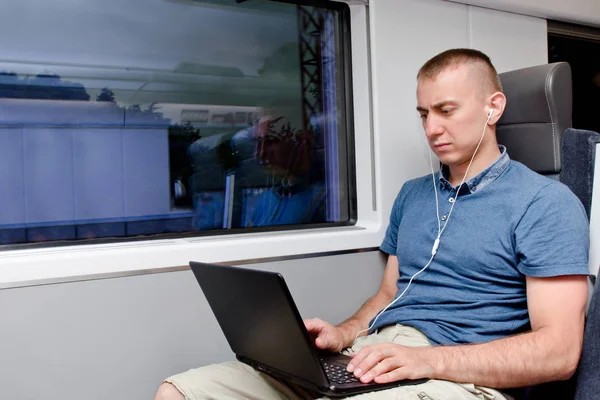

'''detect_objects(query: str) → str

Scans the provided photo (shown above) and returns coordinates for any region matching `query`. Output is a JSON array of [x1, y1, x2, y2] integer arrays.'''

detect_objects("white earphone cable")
[[351, 110, 493, 345]]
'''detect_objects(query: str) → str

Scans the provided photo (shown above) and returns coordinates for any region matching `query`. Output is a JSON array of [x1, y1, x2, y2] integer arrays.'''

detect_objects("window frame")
[[0, 0, 358, 251], [548, 20, 600, 42]]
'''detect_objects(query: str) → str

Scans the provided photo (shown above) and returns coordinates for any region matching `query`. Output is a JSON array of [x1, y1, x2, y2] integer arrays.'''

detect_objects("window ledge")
[[0, 221, 384, 287]]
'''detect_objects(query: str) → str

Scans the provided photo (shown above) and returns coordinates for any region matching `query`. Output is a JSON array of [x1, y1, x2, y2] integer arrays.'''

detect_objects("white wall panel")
[[469, 7, 548, 73]]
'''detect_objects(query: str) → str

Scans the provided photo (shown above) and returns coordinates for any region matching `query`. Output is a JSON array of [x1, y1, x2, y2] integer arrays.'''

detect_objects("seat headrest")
[[497, 62, 572, 174]]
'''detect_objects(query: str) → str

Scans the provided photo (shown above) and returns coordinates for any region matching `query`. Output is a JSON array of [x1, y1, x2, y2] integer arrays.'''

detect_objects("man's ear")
[[488, 92, 507, 125]]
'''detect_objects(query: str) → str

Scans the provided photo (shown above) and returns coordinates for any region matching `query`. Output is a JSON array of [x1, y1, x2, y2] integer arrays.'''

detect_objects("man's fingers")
[[358, 357, 399, 383], [347, 347, 373, 373], [373, 366, 408, 384], [348, 347, 388, 378], [347, 350, 367, 372], [314, 335, 330, 349], [305, 319, 333, 350], [317, 328, 339, 348], [304, 319, 345, 352], [304, 319, 323, 333], [357, 351, 386, 380]]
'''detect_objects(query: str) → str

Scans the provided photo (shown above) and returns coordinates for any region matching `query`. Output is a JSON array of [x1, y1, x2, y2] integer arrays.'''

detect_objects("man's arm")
[[304, 255, 399, 352], [348, 274, 588, 388]]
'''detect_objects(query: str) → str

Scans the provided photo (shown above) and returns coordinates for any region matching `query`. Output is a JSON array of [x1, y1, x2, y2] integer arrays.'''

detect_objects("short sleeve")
[[515, 182, 590, 277], [380, 181, 413, 256]]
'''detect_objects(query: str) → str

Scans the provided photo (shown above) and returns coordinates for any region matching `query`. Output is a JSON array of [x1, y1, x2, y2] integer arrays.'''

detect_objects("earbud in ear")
[[488, 109, 494, 118]]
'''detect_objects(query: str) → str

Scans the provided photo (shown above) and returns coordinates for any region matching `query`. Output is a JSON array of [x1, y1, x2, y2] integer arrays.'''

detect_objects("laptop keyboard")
[[321, 360, 361, 385]]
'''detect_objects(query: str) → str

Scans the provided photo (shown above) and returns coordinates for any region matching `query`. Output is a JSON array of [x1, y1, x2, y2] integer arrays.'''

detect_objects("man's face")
[[416, 65, 490, 168]]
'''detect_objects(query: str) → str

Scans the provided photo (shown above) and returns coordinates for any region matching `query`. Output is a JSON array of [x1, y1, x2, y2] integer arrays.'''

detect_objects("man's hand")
[[304, 318, 350, 353], [347, 343, 435, 384]]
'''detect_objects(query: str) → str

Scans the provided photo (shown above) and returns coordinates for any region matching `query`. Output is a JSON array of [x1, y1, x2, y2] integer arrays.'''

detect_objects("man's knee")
[[154, 382, 185, 400]]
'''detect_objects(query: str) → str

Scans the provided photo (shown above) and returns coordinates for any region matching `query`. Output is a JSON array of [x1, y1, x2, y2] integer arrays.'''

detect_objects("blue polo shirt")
[[375, 147, 590, 345]]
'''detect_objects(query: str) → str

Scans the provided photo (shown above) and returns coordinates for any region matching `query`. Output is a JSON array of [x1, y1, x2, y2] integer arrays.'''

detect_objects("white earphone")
[[488, 108, 494, 118]]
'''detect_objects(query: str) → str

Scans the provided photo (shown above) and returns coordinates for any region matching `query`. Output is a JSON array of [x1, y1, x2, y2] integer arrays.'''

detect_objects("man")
[[154, 49, 590, 400]]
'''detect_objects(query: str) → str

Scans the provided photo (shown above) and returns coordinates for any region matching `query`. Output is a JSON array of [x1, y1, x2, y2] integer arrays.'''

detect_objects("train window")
[[548, 21, 600, 133], [0, 0, 355, 248]]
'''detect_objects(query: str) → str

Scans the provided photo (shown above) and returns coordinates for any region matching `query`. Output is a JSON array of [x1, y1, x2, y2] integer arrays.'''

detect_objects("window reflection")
[[0, 0, 353, 246]]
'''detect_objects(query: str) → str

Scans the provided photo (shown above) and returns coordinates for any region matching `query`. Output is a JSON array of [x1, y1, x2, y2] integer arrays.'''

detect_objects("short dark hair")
[[417, 48, 503, 94]]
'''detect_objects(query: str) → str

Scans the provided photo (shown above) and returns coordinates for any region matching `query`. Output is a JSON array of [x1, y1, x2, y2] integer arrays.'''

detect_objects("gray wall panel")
[[0, 251, 386, 400]]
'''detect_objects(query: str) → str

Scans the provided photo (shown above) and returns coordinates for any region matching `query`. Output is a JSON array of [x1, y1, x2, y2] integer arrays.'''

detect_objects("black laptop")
[[189, 261, 426, 397]]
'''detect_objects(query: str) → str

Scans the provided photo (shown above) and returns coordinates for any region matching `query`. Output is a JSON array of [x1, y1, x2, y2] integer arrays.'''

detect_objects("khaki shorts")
[[166, 324, 510, 400]]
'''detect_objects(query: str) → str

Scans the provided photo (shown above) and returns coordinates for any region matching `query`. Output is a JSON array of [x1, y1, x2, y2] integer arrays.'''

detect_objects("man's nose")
[[424, 115, 444, 138]]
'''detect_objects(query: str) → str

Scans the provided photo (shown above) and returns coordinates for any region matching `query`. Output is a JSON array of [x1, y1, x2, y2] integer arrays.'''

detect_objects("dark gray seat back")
[[497, 62, 573, 177]]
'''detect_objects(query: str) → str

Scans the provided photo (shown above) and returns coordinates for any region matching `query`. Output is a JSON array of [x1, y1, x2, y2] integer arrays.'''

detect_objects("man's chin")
[[435, 155, 457, 166]]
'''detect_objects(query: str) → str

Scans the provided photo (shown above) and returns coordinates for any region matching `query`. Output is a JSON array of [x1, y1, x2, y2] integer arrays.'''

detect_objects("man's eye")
[[441, 109, 453, 115], [419, 114, 427, 120]]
